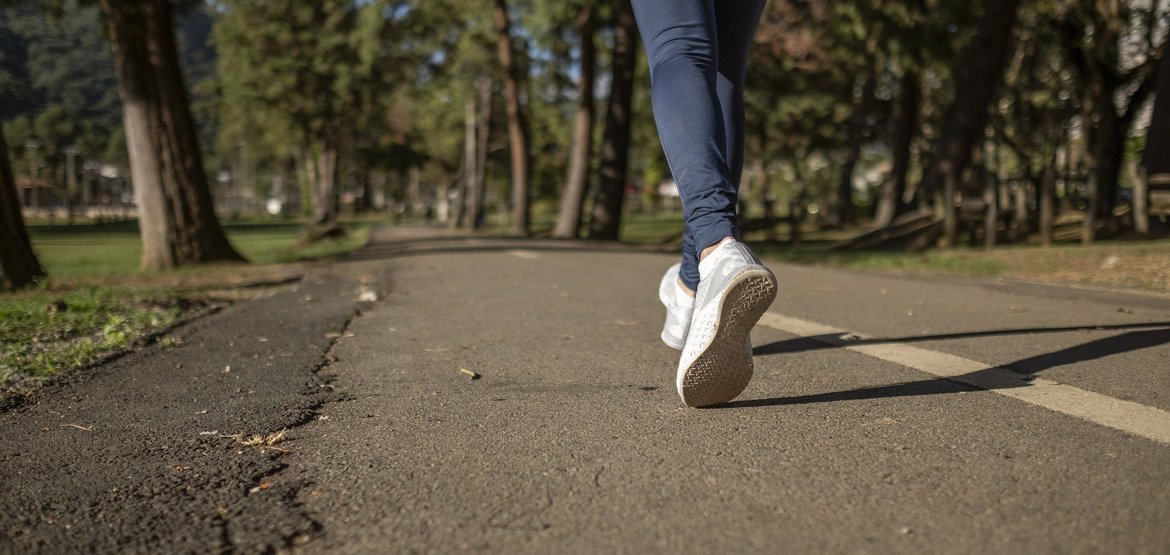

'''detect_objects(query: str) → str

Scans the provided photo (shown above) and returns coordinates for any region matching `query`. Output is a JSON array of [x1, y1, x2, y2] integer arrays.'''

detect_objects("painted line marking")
[[758, 312, 1170, 445], [506, 250, 541, 260]]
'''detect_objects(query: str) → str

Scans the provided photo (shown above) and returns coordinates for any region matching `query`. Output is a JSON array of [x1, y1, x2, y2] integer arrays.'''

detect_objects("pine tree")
[[588, 0, 637, 241], [98, 0, 243, 270], [492, 0, 532, 237]]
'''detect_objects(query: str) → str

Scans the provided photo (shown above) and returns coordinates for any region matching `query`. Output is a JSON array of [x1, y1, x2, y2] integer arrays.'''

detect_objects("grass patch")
[[2, 218, 372, 389], [747, 242, 1005, 277], [29, 219, 370, 279], [620, 211, 685, 244], [745, 231, 1170, 293], [0, 286, 190, 383]]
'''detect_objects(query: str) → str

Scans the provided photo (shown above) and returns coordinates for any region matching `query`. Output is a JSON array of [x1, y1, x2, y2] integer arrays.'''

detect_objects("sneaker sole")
[[678, 269, 777, 407]]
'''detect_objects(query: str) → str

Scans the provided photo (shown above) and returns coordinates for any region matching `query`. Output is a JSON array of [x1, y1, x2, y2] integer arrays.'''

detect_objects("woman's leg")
[[714, 0, 767, 191], [630, 0, 735, 292]]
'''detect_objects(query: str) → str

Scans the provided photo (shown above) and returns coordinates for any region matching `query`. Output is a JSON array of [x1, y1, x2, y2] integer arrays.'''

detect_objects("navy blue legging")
[[631, 0, 766, 291]]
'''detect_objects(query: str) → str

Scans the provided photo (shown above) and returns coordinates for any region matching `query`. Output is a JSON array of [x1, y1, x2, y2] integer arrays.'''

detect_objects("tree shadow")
[[720, 326, 1170, 409]]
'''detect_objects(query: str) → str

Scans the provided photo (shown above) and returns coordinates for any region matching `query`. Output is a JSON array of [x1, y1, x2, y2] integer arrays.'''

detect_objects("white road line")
[[506, 250, 541, 260], [758, 312, 1170, 446]]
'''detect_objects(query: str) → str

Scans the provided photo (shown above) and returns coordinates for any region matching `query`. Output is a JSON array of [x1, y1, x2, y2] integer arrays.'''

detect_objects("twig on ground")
[[459, 368, 481, 380]]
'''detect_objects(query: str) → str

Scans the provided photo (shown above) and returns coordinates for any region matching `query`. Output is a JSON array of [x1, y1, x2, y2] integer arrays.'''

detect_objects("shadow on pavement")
[[722, 325, 1170, 409], [752, 321, 1170, 356], [720, 377, 977, 408]]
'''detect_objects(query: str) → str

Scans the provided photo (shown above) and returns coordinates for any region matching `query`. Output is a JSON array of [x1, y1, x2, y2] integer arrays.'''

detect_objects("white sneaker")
[[676, 238, 777, 407], [658, 263, 694, 350]]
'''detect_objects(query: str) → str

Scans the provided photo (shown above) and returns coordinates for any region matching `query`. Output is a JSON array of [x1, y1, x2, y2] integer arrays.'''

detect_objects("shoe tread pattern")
[[679, 271, 776, 407]]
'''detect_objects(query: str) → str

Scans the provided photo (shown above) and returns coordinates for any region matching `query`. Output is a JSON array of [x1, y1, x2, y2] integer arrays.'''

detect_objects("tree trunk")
[[832, 69, 875, 228], [942, 172, 958, 247], [1039, 165, 1055, 246], [875, 70, 920, 227], [914, 0, 1021, 209], [354, 166, 373, 214], [458, 93, 477, 229], [98, 0, 243, 270], [1081, 85, 1103, 244], [303, 138, 340, 227], [1144, 48, 1170, 177], [1063, 4, 1162, 238], [1134, 165, 1149, 235], [1089, 79, 1126, 222], [983, 148, 998, 249], [492, 0, 531, 237], [1082, 170, 1099, 244], [436, 180, 450, 224], [0, 123, 45, 291], [553, 5, 597, 239], [407, 166, 423, 218], [471, 76, 492, 230], [588, 0, 637, 241]]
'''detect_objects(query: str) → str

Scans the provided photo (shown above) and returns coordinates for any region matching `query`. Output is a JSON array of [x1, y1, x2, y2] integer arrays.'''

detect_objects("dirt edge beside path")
[[0, 257, 390, 553]]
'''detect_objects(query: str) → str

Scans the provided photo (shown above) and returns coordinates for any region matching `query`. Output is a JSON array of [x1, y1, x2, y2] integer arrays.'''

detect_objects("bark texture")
[[553, 6, 596, 239], [493, 0, 531, 237], [0, 123, 45, 291], [588, 0, 637, 241], [99, 0, 243, 270], [302, 140, 340, 227], [471, 76, 492, 229], [915, 0, 1021, 211]]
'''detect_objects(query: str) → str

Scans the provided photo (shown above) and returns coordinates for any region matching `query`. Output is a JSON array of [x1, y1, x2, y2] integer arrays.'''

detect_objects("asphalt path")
[[2, 226, 1168, 553]]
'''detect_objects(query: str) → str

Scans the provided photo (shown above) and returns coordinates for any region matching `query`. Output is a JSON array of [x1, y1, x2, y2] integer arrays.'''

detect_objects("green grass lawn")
[[2, 218, 371, 389], [28, 219, 369, 280], [746, 241, 1005, 276]]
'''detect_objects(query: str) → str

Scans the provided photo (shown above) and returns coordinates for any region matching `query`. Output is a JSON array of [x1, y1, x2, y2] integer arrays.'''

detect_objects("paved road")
[[2, 226, 1169, 553]]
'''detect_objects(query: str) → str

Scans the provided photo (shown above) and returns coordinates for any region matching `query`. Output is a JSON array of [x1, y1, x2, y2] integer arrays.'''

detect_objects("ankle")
[[700, 236, 735, 262], [676, 277, 695, 297]]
